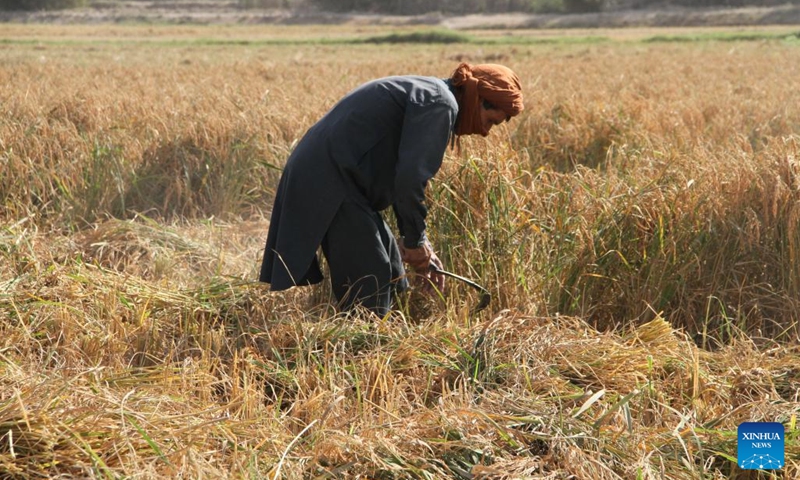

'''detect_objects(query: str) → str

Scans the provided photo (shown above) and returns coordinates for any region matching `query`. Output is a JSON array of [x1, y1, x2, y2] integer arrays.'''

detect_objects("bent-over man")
[[260, 63, 524, 316]]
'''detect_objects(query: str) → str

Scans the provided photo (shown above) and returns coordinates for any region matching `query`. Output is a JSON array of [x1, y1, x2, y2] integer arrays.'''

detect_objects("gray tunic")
[[260, 75, 458, 290]]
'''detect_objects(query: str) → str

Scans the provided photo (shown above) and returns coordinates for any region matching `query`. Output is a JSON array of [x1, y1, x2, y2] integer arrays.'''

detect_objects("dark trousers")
[[321, 201, 408, 316]]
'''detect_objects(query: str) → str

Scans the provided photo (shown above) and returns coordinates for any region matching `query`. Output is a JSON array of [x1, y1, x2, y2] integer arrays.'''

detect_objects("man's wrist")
[[402, 232, 428, 249]]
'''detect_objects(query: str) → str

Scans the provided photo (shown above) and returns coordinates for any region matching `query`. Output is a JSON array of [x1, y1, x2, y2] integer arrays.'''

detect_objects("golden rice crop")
[[1, 25, 799, 478]]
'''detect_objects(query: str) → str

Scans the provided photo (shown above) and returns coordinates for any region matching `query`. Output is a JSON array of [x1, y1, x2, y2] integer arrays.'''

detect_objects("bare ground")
[[2, 1, 800, 28]]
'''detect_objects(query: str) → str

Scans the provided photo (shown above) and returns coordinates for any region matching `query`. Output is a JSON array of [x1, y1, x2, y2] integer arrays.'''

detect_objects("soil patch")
[[2, 2, 800, 28]]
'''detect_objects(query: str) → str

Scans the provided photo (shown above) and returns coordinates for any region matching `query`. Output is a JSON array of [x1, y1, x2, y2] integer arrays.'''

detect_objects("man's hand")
[[400, 240, 445, 294]]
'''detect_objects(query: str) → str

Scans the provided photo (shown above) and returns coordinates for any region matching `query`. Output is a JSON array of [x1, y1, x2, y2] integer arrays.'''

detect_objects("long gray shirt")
[[260, 75, 458, 290]]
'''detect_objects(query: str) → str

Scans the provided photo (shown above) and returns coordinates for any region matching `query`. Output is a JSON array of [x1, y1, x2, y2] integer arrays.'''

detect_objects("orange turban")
[[450, 62, 524, 136]]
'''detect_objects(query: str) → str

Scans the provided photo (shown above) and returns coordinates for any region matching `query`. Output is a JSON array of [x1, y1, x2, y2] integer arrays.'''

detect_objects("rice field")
[[1, 23, 799, 478]]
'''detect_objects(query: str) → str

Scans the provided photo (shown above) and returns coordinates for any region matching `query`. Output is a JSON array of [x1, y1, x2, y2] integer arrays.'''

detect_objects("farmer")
[[259, 62, 524, 316]]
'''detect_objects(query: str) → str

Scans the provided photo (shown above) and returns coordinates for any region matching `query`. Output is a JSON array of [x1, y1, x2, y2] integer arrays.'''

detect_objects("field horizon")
[[1, 23, 799, 479], [3, 0, 800, 30]]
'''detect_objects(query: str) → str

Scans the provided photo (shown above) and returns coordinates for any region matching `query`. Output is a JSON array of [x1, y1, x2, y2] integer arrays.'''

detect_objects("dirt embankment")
[[2, 1, 800, 28]]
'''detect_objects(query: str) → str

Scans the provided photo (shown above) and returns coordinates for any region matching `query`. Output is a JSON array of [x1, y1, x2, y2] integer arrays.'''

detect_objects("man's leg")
[[321, 201, 407, 316]]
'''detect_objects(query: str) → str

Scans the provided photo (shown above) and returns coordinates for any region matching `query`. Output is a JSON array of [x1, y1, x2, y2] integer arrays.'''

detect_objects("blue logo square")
[[738, 422, 785, 470]]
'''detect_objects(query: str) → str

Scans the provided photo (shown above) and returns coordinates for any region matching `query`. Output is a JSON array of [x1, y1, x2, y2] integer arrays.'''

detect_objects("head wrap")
[[450, 62, 524, 137]]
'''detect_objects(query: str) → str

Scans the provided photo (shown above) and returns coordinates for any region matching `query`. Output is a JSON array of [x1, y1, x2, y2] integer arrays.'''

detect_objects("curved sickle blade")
[[429, 264, 491, 313]]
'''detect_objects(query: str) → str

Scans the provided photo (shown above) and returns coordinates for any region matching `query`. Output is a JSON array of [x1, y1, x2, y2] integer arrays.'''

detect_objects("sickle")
[[429, 264, 491, 313]]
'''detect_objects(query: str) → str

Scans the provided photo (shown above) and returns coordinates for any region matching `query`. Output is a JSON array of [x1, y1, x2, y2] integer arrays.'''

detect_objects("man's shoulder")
[[365, 75, 454, 108]]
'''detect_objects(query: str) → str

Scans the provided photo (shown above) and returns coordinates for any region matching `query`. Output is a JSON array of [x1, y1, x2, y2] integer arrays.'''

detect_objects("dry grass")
[[1, 25, 799, 478]]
